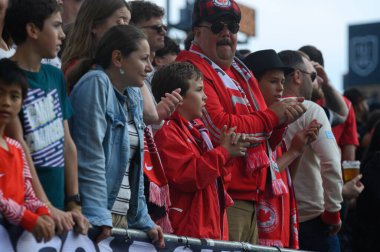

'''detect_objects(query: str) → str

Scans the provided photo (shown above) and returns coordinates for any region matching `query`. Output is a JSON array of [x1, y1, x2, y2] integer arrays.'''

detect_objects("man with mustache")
[[176, 0, 306, 243]]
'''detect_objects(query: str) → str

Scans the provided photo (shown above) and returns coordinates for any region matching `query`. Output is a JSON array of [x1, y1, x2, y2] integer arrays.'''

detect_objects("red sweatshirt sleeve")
[[20, 209, 40, 231], [0, 192, 39, 231], [201, 77, 279, 143], [155, 123, 230, 192]]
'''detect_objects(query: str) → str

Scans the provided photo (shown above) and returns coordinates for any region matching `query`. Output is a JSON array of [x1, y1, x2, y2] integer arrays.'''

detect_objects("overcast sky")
[[152, 0, 380, 91]]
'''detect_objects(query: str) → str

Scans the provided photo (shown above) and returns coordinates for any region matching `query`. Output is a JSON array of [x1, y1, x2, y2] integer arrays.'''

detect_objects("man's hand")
[[146, 225, 165, 249], [321, 212, 342, 236], [311, 61, 348, 118], [312, 62, 329, 86], [328, 220, 342, 236], [289, 119, 321, 155], [304, 120, 322, 143], [342, 174, 364, 200], [269, 97, 307, 125]]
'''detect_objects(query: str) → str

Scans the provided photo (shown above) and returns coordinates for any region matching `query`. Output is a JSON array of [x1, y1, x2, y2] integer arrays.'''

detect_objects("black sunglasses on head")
[[198, 21, 240, 34], [140, 24, 167, 33]]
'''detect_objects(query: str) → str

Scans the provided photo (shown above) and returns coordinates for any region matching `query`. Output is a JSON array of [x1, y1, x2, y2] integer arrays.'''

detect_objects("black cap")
[[243, 49, 294, 77]]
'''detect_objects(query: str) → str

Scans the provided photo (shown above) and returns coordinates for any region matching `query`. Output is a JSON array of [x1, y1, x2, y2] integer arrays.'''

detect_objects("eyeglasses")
[[140, 24, 167, 34], [198, 21, 240, 34], [298, 69, 317, 82]]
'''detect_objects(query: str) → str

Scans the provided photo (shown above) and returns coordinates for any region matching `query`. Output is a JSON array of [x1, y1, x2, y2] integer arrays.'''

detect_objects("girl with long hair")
[[61, 0, 130, 91]]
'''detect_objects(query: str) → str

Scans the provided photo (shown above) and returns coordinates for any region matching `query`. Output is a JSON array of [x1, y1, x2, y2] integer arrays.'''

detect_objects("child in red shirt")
[[152, 62, 253, 239], [0, 58, 55, 242]]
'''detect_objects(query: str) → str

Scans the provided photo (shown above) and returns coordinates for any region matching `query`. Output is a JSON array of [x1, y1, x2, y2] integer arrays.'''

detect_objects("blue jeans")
[[328, 235, 341, 252], [299, 216, 340, 252]]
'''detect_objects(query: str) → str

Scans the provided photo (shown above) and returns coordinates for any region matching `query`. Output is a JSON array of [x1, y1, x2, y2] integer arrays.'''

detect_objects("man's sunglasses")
[[298, 69, 317, 82], [140, 24, 167, 33], [198, 21, 240, 34]]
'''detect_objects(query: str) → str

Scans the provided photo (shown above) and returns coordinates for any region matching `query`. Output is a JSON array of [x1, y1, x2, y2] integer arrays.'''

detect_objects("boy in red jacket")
[[152, 62, 252, 240], [0, 58, 54, 242]]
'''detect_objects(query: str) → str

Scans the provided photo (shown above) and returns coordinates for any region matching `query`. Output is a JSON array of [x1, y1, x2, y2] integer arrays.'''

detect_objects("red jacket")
[[0, 137, 50, 231], [155, 112, 233, 240], [176, 46, 285, 201]]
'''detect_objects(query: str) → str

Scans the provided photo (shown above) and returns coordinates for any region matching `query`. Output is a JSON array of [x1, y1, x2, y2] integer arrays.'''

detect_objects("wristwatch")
[[65, 194, 82, 205]]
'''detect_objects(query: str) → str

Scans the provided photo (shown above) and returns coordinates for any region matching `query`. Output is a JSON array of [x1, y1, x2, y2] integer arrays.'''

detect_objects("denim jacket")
[[69, 67, 155, 230]]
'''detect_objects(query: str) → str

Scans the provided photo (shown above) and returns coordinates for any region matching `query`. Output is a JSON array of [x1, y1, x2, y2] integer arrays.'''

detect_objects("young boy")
[[4, 0, 88, 234], [152, 62, 251, 240], [0, 58, 55, 242]]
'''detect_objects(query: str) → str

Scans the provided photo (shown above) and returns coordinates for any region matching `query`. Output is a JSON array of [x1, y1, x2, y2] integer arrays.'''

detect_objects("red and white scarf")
[[143, 126, 173, 233], [268, 144, 288, 196], [187, 120, 214, 152], [257, 143, 299, 249]]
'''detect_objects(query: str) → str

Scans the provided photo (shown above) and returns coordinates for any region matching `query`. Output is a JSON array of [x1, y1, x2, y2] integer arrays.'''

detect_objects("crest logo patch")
[[350, 35, 378, 77], [213, 0, 231, 8]]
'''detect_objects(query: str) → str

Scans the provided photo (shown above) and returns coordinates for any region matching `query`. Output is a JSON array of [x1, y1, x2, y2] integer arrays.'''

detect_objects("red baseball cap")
[[192, 0, 241, 28]]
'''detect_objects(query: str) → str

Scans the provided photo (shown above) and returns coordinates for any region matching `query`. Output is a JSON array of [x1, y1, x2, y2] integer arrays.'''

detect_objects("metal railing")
[[114, 228, 308, 252]]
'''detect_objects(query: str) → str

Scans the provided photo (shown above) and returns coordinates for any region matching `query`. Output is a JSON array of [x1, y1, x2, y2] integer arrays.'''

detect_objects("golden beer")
[[342, 160, 360, 183]]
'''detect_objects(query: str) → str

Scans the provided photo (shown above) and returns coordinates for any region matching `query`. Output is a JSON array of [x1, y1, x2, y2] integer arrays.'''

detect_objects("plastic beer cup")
[[342, 160, 360, 183]]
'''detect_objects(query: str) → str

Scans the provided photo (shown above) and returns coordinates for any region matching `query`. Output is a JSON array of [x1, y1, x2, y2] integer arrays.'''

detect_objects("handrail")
[[0, 215, 307, 252], [114, 228, 309, 252]]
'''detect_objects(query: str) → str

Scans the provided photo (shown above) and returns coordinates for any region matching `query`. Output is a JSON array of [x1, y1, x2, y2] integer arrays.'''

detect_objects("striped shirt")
[[111, 103, 139, 215]]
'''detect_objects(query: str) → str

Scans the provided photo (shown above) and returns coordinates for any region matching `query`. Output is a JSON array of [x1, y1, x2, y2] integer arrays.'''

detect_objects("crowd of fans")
[[0, 0, 379, 251]]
